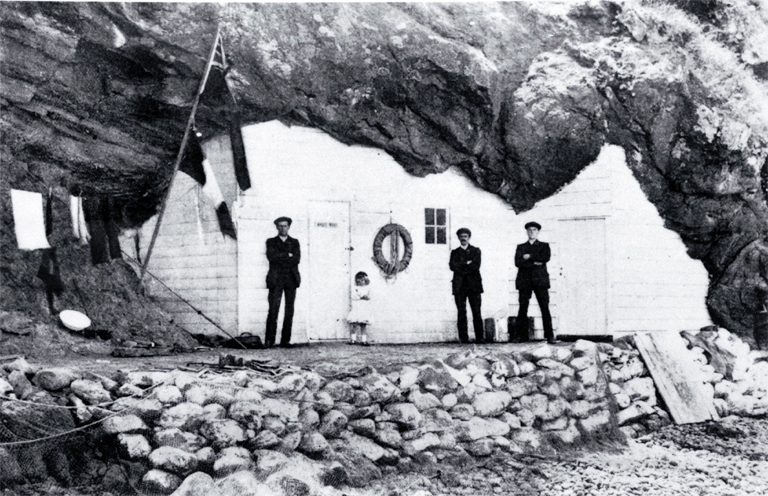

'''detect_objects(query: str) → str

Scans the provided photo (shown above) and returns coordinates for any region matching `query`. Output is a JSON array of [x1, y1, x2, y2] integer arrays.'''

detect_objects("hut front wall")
[[511, 145, 711, 338], [236, 121, 516, 344], [126, 137, 240, 337]]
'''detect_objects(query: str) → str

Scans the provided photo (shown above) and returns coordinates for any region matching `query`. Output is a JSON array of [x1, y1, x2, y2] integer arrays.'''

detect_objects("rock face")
[[0, 1, 767, 338]]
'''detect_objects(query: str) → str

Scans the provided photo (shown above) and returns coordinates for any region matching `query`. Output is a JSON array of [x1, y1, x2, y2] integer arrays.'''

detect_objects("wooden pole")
[[140, 28, 221, 283]]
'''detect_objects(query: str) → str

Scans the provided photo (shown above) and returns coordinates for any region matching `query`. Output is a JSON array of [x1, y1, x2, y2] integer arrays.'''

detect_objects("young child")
[[348, 271, 373, 345]]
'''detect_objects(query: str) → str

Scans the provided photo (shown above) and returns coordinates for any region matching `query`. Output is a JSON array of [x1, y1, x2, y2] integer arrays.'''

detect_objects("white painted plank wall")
[[235, 121, 515, 344], [128, 137, 240, 337]]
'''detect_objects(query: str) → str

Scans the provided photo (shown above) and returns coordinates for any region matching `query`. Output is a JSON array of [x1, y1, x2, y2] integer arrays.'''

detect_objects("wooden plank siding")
[[125, 136, 240, 337]]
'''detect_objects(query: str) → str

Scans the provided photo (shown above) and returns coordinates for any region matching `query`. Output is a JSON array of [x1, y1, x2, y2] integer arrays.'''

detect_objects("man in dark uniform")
[[450, 227, 485, 344], [514, 221, 555, 344], [265, 216, 301, 348]]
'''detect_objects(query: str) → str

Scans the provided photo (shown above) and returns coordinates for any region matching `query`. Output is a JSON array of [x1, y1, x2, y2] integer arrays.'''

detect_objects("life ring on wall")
[[372, 223, 413, 276]]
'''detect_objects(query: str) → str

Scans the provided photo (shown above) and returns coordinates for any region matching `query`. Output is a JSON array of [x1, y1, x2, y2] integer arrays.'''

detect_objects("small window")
[[425, 208, 447, 244]]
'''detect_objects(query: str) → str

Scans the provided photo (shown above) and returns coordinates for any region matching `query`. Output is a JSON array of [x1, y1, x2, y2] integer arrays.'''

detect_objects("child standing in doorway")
[[348, 271, 373, 346]]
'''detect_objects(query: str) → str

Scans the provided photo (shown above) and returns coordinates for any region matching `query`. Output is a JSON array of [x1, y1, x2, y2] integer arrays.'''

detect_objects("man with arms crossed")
[[514, 221, 555, 344]]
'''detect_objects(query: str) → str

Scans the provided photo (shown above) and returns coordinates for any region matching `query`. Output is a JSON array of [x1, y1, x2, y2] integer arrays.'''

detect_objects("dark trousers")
[[517, 286, 554, 340], [266, 283, 297, 346], [455, 292, 483, 342]]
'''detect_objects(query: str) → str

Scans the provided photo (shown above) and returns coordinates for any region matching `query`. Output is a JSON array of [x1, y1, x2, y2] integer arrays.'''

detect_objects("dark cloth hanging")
[[37, 247, 64, 296], [44, 188, 53, 237], [216, 203, 237, 240], [229, 110, 251, 191], [83, 196, 122, 265], [179, 131, 207, 186]]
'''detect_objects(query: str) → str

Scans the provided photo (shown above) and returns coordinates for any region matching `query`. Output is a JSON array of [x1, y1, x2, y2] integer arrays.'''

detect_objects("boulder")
[[261, 398, 300, 422], [450, 403, 475, 421], [118, 433, 152, 459], [617, 401, 654, 425], [374, 428, 403, 449], [111, 397, 164, 422], [249, 430, 281, 449], [318, 410, 348, 438], [102, 414, 148, 434], [215, 470, 275, 496], [321, 380, 354, 403], [157, 403, 205, 431], [441, 393, 458, 409], [32, 367, 79, 391], [279, 431, 303, 452], [506, 377, 539, 398], [417, 366, 459, 395], [519, 393, 549, 419], [213, 447, 254, 477], [385, 402, 422, 429], [397, 366, 420, 389], [409, 389, 442, 411], [262, 416, 287, 436], [169, 472, 215, 496], [537, 358, 575, 377], [465, 438, 494, 457], [569, 355, 596, 371], [422, 408, 455, 432], [154, 428, 208, 453], [403, 432, 440, 455], [456, 417, 510, 441], [359, 373, 400, 403], [227, 401, 264, 427], [149, 446, 199, 475], [298, 408, 320, 429], [202, 403, 227, 421], [472, 391, 512, 417], [579, 409, 612, 434], [541, 398, 569, 422], [154, 385, 184, 405], [340, 431, 388, 462], [142, 469, 182, 495], [512, 428, 542, 451], [275, 374, 307, 393], [298, 431, 329, 454], [349, 404, 380, 420], [70, 379, 111, 405], [348, 418, 376, 437], [117, 383, 144, 397], [199, 419, 246, 449], [352, 390, 373, 407], [576, 365, 600, 386], [622, 377, 656, 402]]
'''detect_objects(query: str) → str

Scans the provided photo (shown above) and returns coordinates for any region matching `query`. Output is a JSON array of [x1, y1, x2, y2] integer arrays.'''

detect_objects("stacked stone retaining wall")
[[1, 330, 766, 494]]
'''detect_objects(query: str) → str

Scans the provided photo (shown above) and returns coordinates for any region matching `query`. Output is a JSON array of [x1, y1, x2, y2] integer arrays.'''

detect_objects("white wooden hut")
[[127, 123, 712, 344]]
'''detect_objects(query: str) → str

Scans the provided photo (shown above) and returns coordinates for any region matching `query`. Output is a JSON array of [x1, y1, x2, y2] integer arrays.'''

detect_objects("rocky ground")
[[2, 341, 766, 496], [10, 416, 764, 496]]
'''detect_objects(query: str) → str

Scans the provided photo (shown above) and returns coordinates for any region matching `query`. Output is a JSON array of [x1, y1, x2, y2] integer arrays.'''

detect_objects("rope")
[[0, 378, 173, 447]]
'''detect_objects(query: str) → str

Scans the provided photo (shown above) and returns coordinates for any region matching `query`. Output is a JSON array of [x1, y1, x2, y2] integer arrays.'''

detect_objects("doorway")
[[308, 201, 351, 340], [558, 217, 608, 335]]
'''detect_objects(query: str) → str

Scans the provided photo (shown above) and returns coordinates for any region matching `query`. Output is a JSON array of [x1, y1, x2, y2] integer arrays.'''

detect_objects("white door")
[[558, 217, 608, 335], [308, 201, 351, 340]]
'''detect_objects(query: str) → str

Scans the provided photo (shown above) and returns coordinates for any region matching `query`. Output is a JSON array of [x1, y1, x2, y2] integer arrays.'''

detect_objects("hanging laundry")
[[37, 247, 64, 295], [83, 196, 122, 265], [45, 188, 53, 237], [10, 189, 51, 250], [69, 194, 90, 244], [179, 129, 237, 240]]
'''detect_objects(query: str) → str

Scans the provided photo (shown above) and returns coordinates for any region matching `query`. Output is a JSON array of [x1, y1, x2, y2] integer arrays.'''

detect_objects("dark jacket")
[[266, 235, 301, 288], [450, 245, 483, 295], [515, 240, 550, 290]]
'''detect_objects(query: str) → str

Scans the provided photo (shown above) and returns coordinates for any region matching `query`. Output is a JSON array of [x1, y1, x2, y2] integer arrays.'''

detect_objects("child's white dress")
[[347, 286, 373, 324]]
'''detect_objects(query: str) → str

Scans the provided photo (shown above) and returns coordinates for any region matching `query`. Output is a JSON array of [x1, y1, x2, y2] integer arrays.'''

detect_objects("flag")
[[199, 35, 251, 192], [179, 128, 237, 240], [10, 189, 51, 250]]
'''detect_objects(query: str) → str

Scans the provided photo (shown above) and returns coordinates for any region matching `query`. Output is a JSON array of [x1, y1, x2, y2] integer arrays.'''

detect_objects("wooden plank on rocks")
[[634, 331, 719, 424]]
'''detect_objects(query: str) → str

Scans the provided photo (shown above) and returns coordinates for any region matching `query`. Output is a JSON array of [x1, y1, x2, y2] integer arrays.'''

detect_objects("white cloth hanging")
[[11, 189, 51, 250], [69, 195, 90, 244]]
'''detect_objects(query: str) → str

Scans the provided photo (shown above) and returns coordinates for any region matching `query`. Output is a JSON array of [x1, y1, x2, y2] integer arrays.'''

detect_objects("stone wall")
[[1, 332, 766, 494]]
